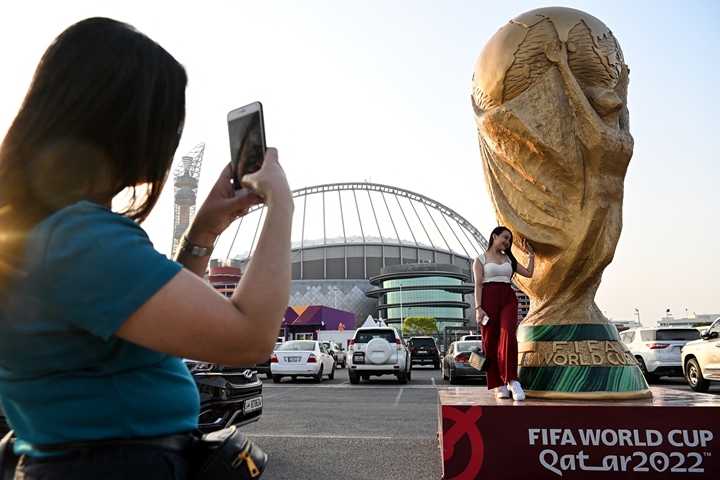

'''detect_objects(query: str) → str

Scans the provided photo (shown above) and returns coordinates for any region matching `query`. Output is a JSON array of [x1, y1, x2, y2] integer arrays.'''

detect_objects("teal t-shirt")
[[0, 201, 199, 455]]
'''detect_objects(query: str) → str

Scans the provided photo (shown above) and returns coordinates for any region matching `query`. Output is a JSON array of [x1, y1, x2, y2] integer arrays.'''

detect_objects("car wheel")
[[314, 365, 324, 383], [397, 369, 408, 384], [636, 357, 657, 383], [329, 362, 336, 380], [291, 375, 297, 381], [272, 375, 282, 383], [686, 358, 710, 393], [341, 359, 346, 368], [348, 371, 360, 384], [407, 365, 412, 381], [362, 374, 370, 381], [433, 360, 440, 370], [265, 373, 272, 379]]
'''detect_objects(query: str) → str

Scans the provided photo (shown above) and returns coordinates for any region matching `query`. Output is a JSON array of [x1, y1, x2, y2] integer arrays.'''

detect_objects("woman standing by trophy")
[[474, 226, 534, 400]]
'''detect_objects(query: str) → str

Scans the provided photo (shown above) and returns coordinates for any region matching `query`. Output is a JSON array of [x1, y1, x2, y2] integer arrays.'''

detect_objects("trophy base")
[[438, 386, 720, 480]]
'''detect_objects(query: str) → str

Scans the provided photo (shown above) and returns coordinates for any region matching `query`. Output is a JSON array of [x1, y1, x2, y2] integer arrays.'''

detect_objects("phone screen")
[[228, 102, 265, 193]]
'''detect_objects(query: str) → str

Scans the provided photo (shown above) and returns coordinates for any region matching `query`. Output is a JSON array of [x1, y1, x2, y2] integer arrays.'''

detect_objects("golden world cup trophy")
[[472, 7, 651, 399]]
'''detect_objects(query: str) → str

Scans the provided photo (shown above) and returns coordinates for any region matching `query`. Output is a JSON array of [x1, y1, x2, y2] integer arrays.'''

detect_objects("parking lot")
[[240, 366, 719, 479], [243, 366, 451, 480]]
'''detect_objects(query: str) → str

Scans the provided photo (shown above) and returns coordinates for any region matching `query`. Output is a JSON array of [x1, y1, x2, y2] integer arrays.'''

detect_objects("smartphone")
[[227, 102, 266, 195], [481, 315, 490, 326]]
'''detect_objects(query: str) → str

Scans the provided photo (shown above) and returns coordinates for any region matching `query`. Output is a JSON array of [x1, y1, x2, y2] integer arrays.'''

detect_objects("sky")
[[1, 1, 718, 324]]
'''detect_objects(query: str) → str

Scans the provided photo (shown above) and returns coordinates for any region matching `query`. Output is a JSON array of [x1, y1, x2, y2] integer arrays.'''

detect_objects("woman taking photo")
[[474, 226, 534, 400], [0, 18, 293, 479]]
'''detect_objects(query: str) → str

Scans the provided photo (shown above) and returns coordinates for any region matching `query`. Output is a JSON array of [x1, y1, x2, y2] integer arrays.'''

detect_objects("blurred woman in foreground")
[[0, 17, 293, 479]]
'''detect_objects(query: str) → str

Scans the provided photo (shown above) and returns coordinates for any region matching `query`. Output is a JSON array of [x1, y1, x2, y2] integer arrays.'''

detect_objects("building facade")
[[366, 263, 474, 332]]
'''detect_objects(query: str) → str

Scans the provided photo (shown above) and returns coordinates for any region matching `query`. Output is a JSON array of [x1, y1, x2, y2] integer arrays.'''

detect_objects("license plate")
[[245, 396, 262, 413], [418, 351, 428, 355], [285, 356, 301, 362]]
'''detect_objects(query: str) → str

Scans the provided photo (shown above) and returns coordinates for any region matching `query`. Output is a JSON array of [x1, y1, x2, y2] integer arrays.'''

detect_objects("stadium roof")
[[214, 182, 488, 262]]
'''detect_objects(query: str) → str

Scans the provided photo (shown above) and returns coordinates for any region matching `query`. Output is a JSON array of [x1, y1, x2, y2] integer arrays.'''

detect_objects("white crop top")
[[477, 253, 513, 283]]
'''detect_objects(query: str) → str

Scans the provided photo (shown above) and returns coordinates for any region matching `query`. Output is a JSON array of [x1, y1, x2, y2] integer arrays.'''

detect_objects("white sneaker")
[[495, 385, 510, 399], [508, 380, 525, 400]]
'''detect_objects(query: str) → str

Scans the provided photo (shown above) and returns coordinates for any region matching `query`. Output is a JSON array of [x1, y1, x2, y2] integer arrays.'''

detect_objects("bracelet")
[[180, 235, 214, 257], [475, 306, 481, 310]]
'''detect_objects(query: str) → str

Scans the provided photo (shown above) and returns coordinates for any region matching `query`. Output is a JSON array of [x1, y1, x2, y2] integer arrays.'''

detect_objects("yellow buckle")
[[231, 443, 260, 478]]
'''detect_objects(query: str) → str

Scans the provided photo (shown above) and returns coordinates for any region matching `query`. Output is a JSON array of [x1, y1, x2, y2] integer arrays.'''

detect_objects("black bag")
[[0, 426, 267, 480], [468, 347, 491, 372], [190, 426, 267, 480]]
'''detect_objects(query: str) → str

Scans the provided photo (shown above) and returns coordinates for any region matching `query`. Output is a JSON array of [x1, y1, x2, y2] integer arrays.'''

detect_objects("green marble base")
[[517, 322, 652, 399]]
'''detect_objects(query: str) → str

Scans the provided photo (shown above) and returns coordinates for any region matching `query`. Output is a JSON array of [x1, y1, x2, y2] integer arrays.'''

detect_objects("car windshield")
[[655, 329, 701, 341], [278, 341, 316, 351], [410, 338, 435, 347], [354, 329, 396, 343], [456, 342, 482, 351]]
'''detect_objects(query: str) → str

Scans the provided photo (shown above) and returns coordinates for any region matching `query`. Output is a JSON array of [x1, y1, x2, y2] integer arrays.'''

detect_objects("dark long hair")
[[487, 226, 518, 273], [0, 17, 187, 291]]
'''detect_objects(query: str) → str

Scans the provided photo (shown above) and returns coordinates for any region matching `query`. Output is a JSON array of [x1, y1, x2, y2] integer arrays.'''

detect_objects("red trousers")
[[480, 282, 519, 389]]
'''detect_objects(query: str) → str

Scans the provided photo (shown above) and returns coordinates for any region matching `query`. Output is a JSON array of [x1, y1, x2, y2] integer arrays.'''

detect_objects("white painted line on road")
[[431, 377, 436, 386], [247, 433, 431, 440], [262, 384, 450, 389], [393, 388, 404, 407], [263, 387, 301, 399]]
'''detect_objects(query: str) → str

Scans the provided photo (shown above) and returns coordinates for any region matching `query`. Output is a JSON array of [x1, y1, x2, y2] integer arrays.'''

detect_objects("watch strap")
[[180, 235, 214, 257]]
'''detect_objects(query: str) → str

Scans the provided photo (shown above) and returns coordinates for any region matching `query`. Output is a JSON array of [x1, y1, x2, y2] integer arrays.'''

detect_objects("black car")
[[253, 342, 283, 379], [407, 337, 440, 369], [185, 361, 263, 433], [0, 365, 263, 439]]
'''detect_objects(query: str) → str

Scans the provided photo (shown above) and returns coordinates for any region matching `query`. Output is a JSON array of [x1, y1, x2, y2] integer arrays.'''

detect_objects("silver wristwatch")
[[180, 235, 214, 257]]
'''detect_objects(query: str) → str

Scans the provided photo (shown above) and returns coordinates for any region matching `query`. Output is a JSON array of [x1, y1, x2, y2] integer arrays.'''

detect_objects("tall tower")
[[171, 143, 205, 258]]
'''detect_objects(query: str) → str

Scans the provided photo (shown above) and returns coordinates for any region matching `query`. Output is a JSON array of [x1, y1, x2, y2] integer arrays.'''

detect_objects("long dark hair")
[[487, 226, 518, 273], [0, 17, 187, 290]]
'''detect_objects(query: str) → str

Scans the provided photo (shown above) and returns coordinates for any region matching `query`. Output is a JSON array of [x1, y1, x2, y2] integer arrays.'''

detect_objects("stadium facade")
[[208, 182, 529, 333]]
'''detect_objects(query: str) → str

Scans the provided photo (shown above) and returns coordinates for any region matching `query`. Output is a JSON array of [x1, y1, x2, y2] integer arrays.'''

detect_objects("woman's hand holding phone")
[[238, 148, 290, 203], [187, 148, 290, 246]]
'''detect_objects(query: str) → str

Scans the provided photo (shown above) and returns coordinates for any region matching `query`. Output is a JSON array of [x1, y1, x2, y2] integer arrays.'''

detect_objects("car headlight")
[[184, 360, 214, 373]]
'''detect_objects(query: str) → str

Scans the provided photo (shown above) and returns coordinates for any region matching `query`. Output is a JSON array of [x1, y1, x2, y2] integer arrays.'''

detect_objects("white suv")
[[682, 317, 720, 392], [619, 327, 701, 382], [347, 327, 411, 384]]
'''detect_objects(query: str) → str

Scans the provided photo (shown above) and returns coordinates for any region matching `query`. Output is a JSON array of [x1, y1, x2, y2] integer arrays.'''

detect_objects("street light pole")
[[666, 309, 671, 325], [332, 286, 338, 309], [634, 308, 641, 327], [399, 282, 403, 335]]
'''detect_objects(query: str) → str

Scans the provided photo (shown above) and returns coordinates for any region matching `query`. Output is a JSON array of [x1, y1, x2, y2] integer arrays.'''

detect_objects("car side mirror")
[[702, 331, 719, 340]]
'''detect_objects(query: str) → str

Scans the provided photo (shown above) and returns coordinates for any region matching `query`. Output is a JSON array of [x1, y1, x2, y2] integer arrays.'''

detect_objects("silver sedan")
[[441, 341, 486, 385]]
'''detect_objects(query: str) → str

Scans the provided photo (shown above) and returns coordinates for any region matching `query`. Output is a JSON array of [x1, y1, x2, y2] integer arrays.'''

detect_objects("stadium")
[[173, 144, 529, 335]]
